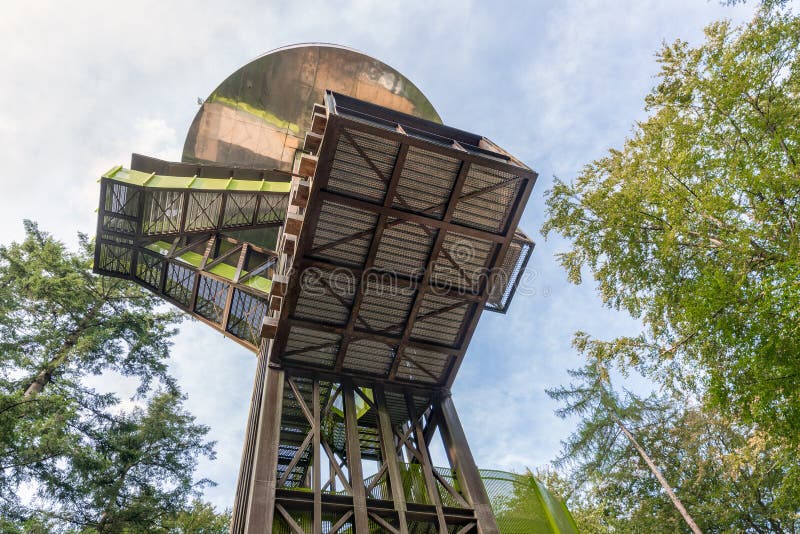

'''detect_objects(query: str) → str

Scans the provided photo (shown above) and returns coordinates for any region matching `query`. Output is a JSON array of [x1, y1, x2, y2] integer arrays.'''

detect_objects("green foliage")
[[36, 392, 215, 533], [0, 222, 224, 532], [542, 8, 800, 527], [542, 7, 800, 439], [0, 220, 181, 397], [159, 500, 231, 534], [549, 347, 799, 533]]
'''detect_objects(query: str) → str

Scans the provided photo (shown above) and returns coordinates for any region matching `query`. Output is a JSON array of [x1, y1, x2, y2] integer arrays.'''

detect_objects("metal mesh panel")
[[195, 274, 228, 323], [135, 250, 162, 289], [480, 469, 577, 534], [164, 262, 194, 306], [328, 129, 399, 204], [405, 520, 440, 534], [97, 242, 132, 275], [433, 467, 467, 509], [410, 293, 471, 347], [392, 147, 460, 219], [104, 182, 139, 217], [451, 165, 522, 234], [226, 289, 268, 346], [142, 190, 183, 234], [102, 215, 136, 235], [395, 347, 450, 384], [272, 510, 313, 533], [310, 201, 378, 267], [283, 327, 341, 368], [380, 390, 433, 427], [222, 192, 257, 227], [432, 234, 493, 293], [342, 339, 396, 376], [356, 279, 415, 336], [373, 219, 436, 278], [400, 462, 432, 505], [294, 269, 355, 326], [256, 193, 288, 223], [485, 232, 534, 314], [184, 191, 222, 231]]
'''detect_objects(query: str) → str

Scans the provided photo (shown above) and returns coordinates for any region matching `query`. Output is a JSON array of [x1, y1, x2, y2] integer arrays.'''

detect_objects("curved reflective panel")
[[183, 43, 442, 170]]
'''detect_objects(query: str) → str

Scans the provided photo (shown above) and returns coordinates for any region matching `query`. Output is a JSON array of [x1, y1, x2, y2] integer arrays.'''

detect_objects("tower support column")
[[242, 361, 285, 534], [438, 392, 500, 534]]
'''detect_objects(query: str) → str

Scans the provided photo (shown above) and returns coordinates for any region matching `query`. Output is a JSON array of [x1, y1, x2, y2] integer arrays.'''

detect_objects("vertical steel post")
[[343, 382, 369, 532], [438, 392, 500, 534], [374, 386, 409, 534], [243, 361, 285, 534], [406, 393, 448, 534], [312, 380, 322, 534]]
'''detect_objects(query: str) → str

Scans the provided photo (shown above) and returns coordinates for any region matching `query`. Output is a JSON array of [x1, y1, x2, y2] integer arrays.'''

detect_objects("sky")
[[0, 0, 759, 511]]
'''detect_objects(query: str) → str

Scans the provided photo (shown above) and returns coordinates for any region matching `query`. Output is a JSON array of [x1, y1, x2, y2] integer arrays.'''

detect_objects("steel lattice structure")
[[92, 44, 576, 534]]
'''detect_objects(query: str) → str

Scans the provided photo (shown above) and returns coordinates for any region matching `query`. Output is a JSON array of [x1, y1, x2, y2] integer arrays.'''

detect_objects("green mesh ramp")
[[272, 468, 577, 532], [480, 469, 578, 534]]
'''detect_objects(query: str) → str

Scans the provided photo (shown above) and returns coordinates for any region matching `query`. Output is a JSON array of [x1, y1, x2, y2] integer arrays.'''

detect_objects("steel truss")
[[234, 354, 499, 534], [95, 228, 277, 350]]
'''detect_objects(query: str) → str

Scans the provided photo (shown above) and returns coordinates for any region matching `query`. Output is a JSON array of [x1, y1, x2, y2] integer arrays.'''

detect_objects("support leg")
[[243, 362, 285, 533], [438, 393, 500, 534]]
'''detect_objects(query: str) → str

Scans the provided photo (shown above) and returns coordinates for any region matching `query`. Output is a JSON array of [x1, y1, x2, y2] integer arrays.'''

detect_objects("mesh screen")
[[223, 192, 257, 227], [328, 129, 399, 204], [135, 250, 163, 289], [410, 292, 471, 347], [393, 147, 460, 219], [451, 165, 522, 234], [283, 327, 341, 368], [142, 190, 183, 234], [185, 192, 223, 231], [226, 289, 268, 346], [485, 231, 534, 313], [195, 275, 228, 323], [97, 242, 132, 275], [480, 469, 577, 534], [310, 201, 378, 267]]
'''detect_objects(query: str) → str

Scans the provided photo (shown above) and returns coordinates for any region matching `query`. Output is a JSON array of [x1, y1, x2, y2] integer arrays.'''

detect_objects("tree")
[[542, 4, 800, 476], [549, 337, 799, 533], [0, 221, 181, 508], [0, 223, 223, 532], [160, 500, 231, 534], [547, 342, 702, 534], [35, 391, 216, 533], [0, 221, 180, 399]]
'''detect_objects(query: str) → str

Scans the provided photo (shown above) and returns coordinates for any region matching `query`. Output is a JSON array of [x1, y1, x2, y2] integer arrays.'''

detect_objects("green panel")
[[479, 470, 578, 534], [144, 242, 271, 294], [222, 227, 280, 251], [104, 166, 291, 193]]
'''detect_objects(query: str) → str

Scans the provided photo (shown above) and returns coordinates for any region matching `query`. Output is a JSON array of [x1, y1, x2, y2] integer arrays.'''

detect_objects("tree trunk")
[[23, 368, 52, 397], [23, 306, 98, 397], [614, 417, 703, 534]]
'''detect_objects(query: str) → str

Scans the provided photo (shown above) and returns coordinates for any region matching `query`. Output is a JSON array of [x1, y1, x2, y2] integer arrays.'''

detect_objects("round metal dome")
[[183, 43, 441, 171]]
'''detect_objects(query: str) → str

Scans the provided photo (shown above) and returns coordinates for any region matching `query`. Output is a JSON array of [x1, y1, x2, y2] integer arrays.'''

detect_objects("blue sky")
[[0, 0, 759, 510]]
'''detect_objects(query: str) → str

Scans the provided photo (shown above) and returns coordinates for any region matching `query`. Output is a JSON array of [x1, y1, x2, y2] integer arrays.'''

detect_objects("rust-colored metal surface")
[[183, 44, 442, 171]]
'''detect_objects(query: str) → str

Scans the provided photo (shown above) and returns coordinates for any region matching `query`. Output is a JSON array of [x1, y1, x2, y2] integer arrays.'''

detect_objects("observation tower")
[[93, 44, 576, 533]]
